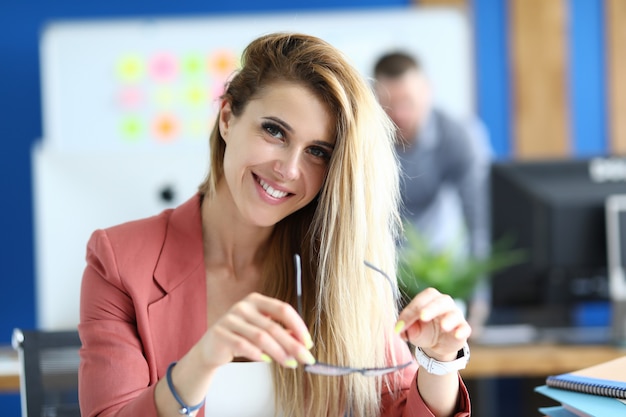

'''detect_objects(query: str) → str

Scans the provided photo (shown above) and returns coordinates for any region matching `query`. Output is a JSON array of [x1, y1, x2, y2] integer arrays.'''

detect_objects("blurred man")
[[373, 51, 493, 327]]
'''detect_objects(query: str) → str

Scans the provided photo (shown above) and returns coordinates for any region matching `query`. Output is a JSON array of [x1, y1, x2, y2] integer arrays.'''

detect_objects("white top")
[[204, 362, 279, 417]]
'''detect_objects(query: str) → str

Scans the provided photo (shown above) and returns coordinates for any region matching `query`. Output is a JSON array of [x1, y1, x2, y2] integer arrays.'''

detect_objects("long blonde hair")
[[199, 32, 402, 417]]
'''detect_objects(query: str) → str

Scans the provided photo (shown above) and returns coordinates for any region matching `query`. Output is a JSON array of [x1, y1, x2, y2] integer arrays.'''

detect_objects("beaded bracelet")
[[166, 362, 205, 416]]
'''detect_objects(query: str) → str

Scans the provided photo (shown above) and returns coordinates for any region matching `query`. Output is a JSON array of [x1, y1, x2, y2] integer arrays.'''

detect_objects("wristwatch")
[[415, 343, 470, 375]]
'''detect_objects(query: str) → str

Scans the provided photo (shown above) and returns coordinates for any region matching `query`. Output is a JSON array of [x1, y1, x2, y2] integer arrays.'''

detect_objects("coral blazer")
[[78, 194, 470, 417]]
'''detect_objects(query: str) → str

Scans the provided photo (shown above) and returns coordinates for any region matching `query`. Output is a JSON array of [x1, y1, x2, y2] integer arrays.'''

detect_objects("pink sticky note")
[[150, 53, 178, 82], [118, 87, 143, 109]]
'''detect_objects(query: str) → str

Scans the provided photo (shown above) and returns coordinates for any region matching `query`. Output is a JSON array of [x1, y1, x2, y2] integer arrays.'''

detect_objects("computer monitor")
[[489, 157, 626, 327], [606, 194, 626, 343], [32, 144, 209, 330], [606, 194, 626, 301]]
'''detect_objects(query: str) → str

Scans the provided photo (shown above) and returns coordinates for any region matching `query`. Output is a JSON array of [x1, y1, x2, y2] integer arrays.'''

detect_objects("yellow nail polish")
[[298, 350, 316, 365], [303, 333, 314, 350], [394, 320, 405, 334], [284, 358, 298, 369], [260, 354, 272, 363]]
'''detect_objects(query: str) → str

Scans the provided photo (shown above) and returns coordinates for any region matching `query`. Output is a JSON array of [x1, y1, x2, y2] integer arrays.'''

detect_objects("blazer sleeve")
[[380, 339, 471, 417], [78, 229, 159, 417]]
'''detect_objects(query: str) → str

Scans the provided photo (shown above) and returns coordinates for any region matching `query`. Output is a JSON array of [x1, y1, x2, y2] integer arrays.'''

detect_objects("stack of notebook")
[[535, 356, 626, 416]]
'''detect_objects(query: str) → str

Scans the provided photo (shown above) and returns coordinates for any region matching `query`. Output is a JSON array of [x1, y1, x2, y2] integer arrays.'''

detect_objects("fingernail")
[[454, 328, 467, 339], [441, 319, 452, 332], [284, 358, 298, 369], [303, 333, 314, 350], [298, 350, 316, 365], [260, 354, 272, 363], [394, 320, 405, 334]]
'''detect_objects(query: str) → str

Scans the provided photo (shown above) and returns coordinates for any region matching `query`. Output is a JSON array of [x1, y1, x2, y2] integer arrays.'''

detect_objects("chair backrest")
[[12, 328, 82, 417]]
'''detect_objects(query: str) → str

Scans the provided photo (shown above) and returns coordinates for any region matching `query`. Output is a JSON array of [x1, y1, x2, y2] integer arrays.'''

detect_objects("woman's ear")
[[218, 99, 233, 141]]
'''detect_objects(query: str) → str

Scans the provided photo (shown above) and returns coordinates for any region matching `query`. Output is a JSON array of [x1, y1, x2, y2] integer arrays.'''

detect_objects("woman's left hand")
[[396, 287, 471, 361]]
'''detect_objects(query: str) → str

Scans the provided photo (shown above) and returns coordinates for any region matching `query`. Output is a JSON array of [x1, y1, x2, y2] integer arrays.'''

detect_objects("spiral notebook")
[[546, 355, 626, 399], [535, 385, 626, 416]]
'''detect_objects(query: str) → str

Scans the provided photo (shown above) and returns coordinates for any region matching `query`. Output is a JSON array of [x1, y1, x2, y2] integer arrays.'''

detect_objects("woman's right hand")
[[199, 292, 316, 369]]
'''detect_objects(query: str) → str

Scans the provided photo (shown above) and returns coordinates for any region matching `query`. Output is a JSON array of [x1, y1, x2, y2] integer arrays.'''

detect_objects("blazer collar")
[[149, 193, 207, 373], [153, 193, 205, 293]]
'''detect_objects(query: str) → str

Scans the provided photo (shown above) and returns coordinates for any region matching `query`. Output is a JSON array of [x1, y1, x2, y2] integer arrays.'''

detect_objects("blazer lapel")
[[147, 194, 208, 376]]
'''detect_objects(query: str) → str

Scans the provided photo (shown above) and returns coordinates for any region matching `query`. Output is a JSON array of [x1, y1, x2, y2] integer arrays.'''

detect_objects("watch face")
[[456, 347, 465, 359], [456, 343, 469, 359]]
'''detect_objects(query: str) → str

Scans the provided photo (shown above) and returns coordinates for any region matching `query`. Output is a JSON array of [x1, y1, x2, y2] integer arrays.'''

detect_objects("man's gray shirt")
[[397, 108, 492, 261]]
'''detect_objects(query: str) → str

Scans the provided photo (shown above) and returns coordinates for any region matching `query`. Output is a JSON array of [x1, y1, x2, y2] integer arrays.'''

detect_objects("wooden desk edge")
[[462, 343, 626, 378], [0, 375, 19, 393], [0, 346, 19, 393]]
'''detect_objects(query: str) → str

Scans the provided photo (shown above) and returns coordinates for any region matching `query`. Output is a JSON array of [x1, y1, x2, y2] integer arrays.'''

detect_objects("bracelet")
[[166, 362, 205, 416]]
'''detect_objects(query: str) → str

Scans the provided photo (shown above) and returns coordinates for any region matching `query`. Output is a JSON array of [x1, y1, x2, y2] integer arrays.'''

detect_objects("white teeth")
[[258, 178, 288, 199]]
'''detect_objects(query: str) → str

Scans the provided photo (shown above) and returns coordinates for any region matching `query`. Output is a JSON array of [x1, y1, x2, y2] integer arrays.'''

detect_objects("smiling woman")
[[217, 81, 334, 226], [78, 32, 471, 417]]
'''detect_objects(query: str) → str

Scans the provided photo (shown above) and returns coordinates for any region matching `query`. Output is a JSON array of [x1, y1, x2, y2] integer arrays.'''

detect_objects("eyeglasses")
[[293, 254, 413, 376]]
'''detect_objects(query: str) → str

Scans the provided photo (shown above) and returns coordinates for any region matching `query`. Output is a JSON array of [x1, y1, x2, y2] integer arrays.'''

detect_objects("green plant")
[[397, 223, 526, 302]]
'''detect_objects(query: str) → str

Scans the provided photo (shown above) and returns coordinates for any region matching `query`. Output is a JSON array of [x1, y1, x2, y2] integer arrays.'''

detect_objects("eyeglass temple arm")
[[294, 256, 398, 317], [294, 254, 303, 316], [363, 260, 400, 300]]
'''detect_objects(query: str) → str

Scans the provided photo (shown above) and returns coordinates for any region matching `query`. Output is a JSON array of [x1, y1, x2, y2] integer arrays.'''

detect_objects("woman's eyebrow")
[[263, 116, 293, 133], [312, 140, 335, 150]]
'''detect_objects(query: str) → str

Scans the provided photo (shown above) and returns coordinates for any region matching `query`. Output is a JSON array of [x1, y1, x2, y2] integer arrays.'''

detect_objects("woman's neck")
[[200, 189, 273, 276], [201, 188, 273, 326]]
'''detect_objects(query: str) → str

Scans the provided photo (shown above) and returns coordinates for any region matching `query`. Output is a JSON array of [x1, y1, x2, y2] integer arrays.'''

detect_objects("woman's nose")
[[274, 149, 300, 181]]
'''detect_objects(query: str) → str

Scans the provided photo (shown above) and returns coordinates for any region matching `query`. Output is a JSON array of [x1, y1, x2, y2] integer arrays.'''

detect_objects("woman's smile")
[[254, 174, 292, 201]]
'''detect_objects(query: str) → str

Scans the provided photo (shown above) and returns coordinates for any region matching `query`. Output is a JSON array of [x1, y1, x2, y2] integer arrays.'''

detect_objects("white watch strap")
[[415, 343, 470, 375]]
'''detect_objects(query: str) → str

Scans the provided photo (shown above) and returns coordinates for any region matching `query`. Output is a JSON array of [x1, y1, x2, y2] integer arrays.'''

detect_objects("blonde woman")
[[78, 32, 471, 417]]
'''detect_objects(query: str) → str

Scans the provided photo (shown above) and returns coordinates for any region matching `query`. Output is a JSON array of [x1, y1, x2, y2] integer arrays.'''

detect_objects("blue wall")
[[473, 0, 511, 158], [569, 0, 607, 156]]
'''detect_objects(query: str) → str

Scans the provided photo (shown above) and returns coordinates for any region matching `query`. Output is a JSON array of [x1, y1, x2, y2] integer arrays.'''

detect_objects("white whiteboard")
[[40, 6, 473, 152]]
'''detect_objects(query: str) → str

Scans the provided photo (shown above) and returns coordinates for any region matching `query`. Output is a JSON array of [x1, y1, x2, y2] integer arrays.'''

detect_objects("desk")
[[0, 346, 19, 393], [0, 374, 19, 393], [463, 343, 626, 378]]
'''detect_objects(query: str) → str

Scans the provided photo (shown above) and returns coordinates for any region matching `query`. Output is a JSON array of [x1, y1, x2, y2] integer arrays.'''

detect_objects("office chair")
[[12, 328, 82, 417]]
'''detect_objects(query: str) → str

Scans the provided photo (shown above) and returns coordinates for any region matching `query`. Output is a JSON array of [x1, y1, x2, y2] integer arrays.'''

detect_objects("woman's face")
[[219, 81, 335, 227]]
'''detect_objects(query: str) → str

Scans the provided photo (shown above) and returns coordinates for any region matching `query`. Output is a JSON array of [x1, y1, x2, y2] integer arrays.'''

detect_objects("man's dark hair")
[[373, 51, 422, 78]]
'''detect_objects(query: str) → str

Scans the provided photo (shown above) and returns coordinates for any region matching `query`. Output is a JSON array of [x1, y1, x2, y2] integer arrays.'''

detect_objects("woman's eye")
[[262, 122, 284, 140], [308, 146, 331, 162]]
